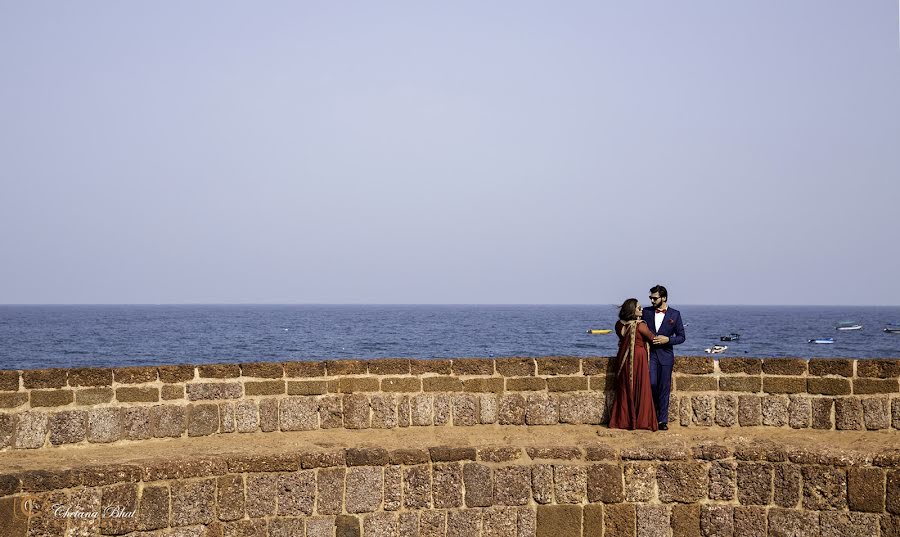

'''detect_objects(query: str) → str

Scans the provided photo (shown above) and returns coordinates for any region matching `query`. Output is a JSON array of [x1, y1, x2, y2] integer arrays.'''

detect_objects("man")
[[642, 285, 686, 430]]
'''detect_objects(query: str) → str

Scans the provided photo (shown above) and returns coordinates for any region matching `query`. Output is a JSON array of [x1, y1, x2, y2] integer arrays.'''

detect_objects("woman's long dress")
[[608, 320, 658, 431]]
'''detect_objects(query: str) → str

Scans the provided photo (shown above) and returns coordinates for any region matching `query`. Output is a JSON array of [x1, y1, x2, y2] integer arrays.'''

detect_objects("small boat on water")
[[704, 344, 727, 354], [836, 321, 863, 331], [809, 337, 835, 344], [720, 333, 741, 342], [884, 326, 900, 334], [587, 329, 612, 335]]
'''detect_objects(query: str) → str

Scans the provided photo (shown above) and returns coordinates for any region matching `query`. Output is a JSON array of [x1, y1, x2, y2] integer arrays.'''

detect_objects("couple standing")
[[608, 285, 686, 431]]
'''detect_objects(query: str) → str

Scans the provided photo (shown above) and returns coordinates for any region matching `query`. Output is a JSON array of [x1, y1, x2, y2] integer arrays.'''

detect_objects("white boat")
[[884, 326, 900, 334], [836, 321, 862, 331], [704, 344, 727, 354], [808, 337, 834, 344]]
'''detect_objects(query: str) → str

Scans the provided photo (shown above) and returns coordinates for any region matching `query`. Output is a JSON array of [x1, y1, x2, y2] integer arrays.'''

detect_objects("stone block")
[[718, 376, 761, 393], [530, 464, 553, 504], [535, 356, 580, 375], [547, 376, 588, 392], [158, 364, 195, 383], [217, 475, 245, 521], [87, 407, 122, 443], [525, 394, 558, 425], [803, 466, 847, 510], [30, 389, 74, 407], [243, 380, 284, 396], [279, 397, 319, 431], [737, 463, 772, 505], [893, 399, 900, 430], [480, 394, 499, 424], [277, 471, 315, 516], [335, 514, 361, 537], [410, 394, 433, 426], [238, 361, 283, 378], [481, 447, 523, 463], [762, 396, 789, 426], [673, 357, 714, 374], [197, 364, 240, 378], [708, 461, 735, 501], [186, 382, 242, 400], [363, 512, 400, 537], [554, 466, 587, 504], [398, 395, 410, 427], [812, 398, 834, 429], [171, 478, 216, 526], [0, 392, 27, 408], [430, 446, 476, 462], [346, 448, 389, 466], [820, 512, 879, 537], [496, 357, 536, 376], [675, 376, 717, 392], [604, 504, 636, 537], [763, 377, 806, 394], [22, 368, 67, 389], [423, 376, 464, 392], [737, 395, 761, 426], [847, 467, 885, 513], [187, 403, 220, 436], [48, 410, 86, 445], [788, 396, 811, 428], [809, 359, 853, 377], [67, 487, 101, 535], [537, 505, 581, 537], [419, 511, 445, 537], [494, 466, 531, 506], [506, 377, 546, 391], [699, 505, 733, 537], [410, 359, 452, 375], [624, 463, 655, 502], [452, 394, 479, 426], [432, 463, 463, 508], [231, 400, 258, 433], [773, 465, 801, 508], [482, 507, 517, 537], [718, 358, 762, 374], [147, 405, 185, 438], [657, 463, 707, 503], [714, 394, 737, 427], [384, 466, 402, 512], [336, 377, 380, 393], [343, 394, 371, 429], [863, 397, 890, 429], [137, 485, 169, 531], [114, 366, 158, 383], [637, 504, 670, 537], [0, 414, 15, 449], [762, 358, 807, 375], [365, 358, 410, 375], [434, 394, 451, 425], [116, 386, 160, 402], [732, 507, 766, 537], [162, 384, 184, 400], [0, 370, 20, 391], [317, 396, 342, 429], [287, 380, 328, 395], [371, 395, 398, 429], [245, 474, 277, 517], [671, 504, 700, 537], [767, 508, 819, 537], [835, 397, 864, 430], [691, 395, 713, 426], [447, 509, 482, 536], [452, 358, 495, 375], [222, 519, 267, 537], [587, 464, 623, 503], [854, 378, 900, 394], [282, 360, 326, 378], [68, 367, 112, 387], [346, 466, 383, 513], [99, 483, 138, 535], [463, 377, 505, 393], [315, 467, 346, 515], [464, 463, 493, 507], [499, 394, 526, 425], [807, 377, 851, 395], [404, 465, 431, 509], [857, 360, 900, 378], [390, 448, 429, 465], [557, 393, 603, 424], [381, 377, 421, 392]]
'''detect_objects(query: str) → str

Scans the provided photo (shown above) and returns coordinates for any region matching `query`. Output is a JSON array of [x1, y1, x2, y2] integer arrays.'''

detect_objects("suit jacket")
[[641, 306, 686, 366]]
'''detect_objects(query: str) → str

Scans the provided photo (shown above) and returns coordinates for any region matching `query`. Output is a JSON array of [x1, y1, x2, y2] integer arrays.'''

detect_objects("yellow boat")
[[586, 329, 612, 335]]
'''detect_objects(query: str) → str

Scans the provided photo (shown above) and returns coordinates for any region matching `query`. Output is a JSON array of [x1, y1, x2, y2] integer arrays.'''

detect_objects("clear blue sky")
[[1, 2, 898, 305]]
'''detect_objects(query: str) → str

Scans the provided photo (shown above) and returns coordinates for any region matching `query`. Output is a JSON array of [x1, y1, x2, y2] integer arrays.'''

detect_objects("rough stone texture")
[[658, 463, 707, 503], [773, 465, 801, 508], [277, 471, 315, 516], [882, 515, 900, 537], [404, 465, 431, 509], [889, 470, 900, 515], [171, 478, 216, 526], [713, 394, 737, 427], [519, 507, 538, 537], [346, 466, 384, 513], [480, 394, 499, 424], [0, 413, 15, 449], [398, 512, 418, 537], [410, 394, 433, 426], [762, 358, 807, 375], [452, 394, 479, 426], [150, 405, 187, 438], [185, 382, 242, 400], [233, 400, 258, 433], [857, 359, 900, 378], [767, 508, 820, 537], [537, 505, 581, 537], [87, 407, 123, 443], [737, 395, 762, 426], [679, 396, 692, 426], [788, 395, 811, 428], [812, 398, 834, 429], [708, 461, 736, 501], [397, 395, 410, 427], [434, 394, 451, 426], [587, 464, 624, 503], [689, 395, 712, 426], [494, 466, 531, 506], [820, 512, 878, 537], [497, 357, 536, 376], [700, 505, 733, 537], [0, 370, 20, 391], [737, 463, 772, 506], [624, 463, 655, 502], [557, 393, 603, 424], [301, 450, 346, 469], [279, 397, 319, 431], [732, 507, 766, 537], [121, 406, 152, 441], [718, 376, 761, 393], [283, 360, 327, 378], [316, 467, 346, 515], [807, 377, 852, 396], [187, 403, 219, 437], [671, 504, 701, 537], [803, 466, 847, 510], [482, 507, 517, 537], [48, 410, 86, 445], [445, 509, 480, 536], [429, 463, 462, 509], [30, 388, 74, 407], [288, 380, 329, 396], [0, 392, 28, 409], [343, 394, 371, 429], [159, 364, 196, 383], [22, 368, 67, 389], [419, 511, 446, 537], [762, 396, 789, 426], [384, 466, 402, 511], [604, 504, 636, 537], [554, 465, 587, 504], [525, 394, 558, 425], [97, 483, 137, 535], [67, 486, 102, 535], [848, 467, 885, 513], [637, 505, 670, 537], [217, 475, 245, 521], [499, 395, 527, 425], [363, 512, 400, 537], [809, 359, 853, 377], [893, 399, 900, 430], [530, 464, 554, 505], [318, 396, 342, 429], [763, 377, 807, 394], [245, 473, 278, 517], [463, 463, 493, 507], [371, 395, 399, 429], [75, 387, 113, 406], [719, 358, 762, 374], [863, 397, 890, 430], [336, 514, 362, 537], [835, 397, 864, 430]]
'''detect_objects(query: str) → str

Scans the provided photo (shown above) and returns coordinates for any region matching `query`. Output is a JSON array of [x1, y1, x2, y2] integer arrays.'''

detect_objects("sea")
[[1, 305, 899, 371]]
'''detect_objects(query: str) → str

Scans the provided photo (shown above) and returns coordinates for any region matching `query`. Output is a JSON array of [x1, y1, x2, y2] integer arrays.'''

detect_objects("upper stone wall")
[[1, 357, 898, 451]]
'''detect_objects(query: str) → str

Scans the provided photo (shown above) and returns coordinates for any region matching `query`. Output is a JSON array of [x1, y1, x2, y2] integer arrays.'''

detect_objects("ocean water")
[[0, 305, 898, 370]]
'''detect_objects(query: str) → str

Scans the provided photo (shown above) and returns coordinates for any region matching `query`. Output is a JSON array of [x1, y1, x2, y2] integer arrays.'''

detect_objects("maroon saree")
[[608, 320, 658, 431]]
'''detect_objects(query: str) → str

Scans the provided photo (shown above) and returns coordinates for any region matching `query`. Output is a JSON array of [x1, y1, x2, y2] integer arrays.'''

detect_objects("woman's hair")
[[618, 298, 640, 321]]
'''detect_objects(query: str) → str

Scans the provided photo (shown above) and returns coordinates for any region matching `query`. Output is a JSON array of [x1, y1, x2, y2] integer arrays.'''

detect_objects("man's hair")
[[650, 285, 668, 299]]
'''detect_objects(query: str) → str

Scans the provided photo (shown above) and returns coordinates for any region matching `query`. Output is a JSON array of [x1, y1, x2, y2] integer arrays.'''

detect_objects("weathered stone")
[[30, 389, 74, 407], [22, 368, 67, 389], [807, 377, 851, 395], [187, 403, 219, 436], [480, 394, 499, 424], [345, 447, 389, 467], [423, 377, 464, 392], [494, 466, 531, 506], [812, 398, 834, 429], [527, 447, 582, 460], [760, 396, 788, 426], [547, 376, 588, 392], [700, 505, 733, 537], [313, 467, 344, 515], [803, 466, 847, 510], [587, 464, 623, 503], [558, 393, 603, 424], [507, 377, 547, 391], [409, 394, 433, 426], [481, 447, 523, 463], [48, 410, 86, 445], [658, 463, 707, 503], [300, 450, 345, 469], [773, 465, 801, 508], [847, 467, 885, 513], [604, 504, 636, 537], [404, 465, 431, 509], [369, 395, 397, 429], [0, 392, 28, 408], [276, 471, 315, 516], [881, 515, 900, 537], [835, 397, 864, 430], [690, 395, 713, 426], [519, 507, 538, 537], [114, 366, 159, 383], [809, 358, 853, 377], [447, 509, 482, 537], [346, 466, 383, 513], [708, 461, 735, 501], [149, 405, 186, 438], [171, 478, 216, 526], [0, 414, 15, 449], [434, 394, 451, 425], [362, 512, 400, 537], [98, 483, 138, 535], [419, 511, 446, 537], [762, 358, 807, 375], [499, 394, 526, 425], [819, 513, 877, 537], [893, 399, 900, 430], [464, 463, 493, 507], [159, 364, 195, 383], [217, 475, 245, 521], [854, 378, 900, 394], [186, 382, 242, 400], [87, 407, 122, 443], [0, 370, 20, 391], [671, 504, 700, 537], [857, 359, 900, 378], [274, 397, 317, 431], [737, 463, 772, 506], [788, 395, 811, 428], [624, 463, 655, 502], [732, 507, 766, 537], [67, 487, 101, 535], [719, 358, 762, 374], [287, 380, 329, 395], [335, 514, 361, 537], [381, 377, 421, 393], [496, 357, 536, 376], [888, 470, 900, 515], [383, 466, 402, 512], [116, 386, 160, 402], [452, 394, 479, 426], [713, 394, 736, 427], [482, 507, 517, 537], [537, 505, 581, 537], [763, 377, 807, 394], [343, 394, 370, 429], [317, 396, 341, 429], [245, 473, 277, 517], [554, 465, 587, 504], [464, 377, 505, 393], [525, 394, 558, 425], [863, 397, 890, 430], [530, 464, 553, 505], [680, 395, 692, 426], [389, 448, 429, 466], [75, 387, 113, 405], [637, 504, 670, 537], [737, 395, 761, 426], [398, 395, 410, 427], [718, 376, 762, 393]]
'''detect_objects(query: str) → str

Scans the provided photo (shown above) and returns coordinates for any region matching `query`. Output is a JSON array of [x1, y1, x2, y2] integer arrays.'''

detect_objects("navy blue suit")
[[641, 306, 686, 424]]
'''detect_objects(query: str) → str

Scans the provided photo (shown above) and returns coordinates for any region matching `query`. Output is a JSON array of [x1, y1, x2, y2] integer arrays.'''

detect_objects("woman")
[[608, 298, 658, 431]]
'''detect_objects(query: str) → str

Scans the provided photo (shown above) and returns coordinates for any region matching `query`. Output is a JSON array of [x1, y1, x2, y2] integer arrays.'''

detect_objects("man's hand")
[[653, 335, 670, 345]]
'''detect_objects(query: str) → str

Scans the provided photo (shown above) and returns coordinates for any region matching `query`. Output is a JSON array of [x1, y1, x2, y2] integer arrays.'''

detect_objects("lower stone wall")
[[3, 442, 900, 536]]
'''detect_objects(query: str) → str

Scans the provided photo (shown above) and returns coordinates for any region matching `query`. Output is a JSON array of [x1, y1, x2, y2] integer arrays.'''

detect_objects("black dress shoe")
[[658, 423, 668, 430]]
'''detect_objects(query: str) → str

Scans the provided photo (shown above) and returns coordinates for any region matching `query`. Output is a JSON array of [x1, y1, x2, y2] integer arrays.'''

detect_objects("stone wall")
[[2, 440, 900, 536], [1, 357, 899, 451]]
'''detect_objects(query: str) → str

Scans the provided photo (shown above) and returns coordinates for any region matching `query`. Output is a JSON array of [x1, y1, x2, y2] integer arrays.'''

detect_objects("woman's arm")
[[636, 321, 655, 342]]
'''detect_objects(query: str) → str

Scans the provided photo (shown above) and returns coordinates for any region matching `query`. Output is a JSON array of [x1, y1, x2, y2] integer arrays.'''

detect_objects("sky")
[[1, 2, 898, 306]]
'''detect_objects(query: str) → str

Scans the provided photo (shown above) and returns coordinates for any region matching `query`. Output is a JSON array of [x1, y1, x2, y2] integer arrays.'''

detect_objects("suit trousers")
[[648, 353, 673, 424]]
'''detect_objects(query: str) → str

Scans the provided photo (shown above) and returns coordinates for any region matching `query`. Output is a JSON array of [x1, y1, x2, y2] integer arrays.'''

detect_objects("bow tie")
[[656, 309, 666, 314]]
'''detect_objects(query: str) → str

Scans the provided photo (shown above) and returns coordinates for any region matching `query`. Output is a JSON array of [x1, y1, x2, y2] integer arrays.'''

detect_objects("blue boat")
[[808, 337, 834, 344]]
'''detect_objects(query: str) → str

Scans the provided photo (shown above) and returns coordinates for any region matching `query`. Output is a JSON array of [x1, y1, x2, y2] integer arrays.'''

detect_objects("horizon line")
[[0, 302, 897, 307]]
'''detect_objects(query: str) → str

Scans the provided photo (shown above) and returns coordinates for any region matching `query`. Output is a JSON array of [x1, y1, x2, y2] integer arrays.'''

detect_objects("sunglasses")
[[649, 296, 661, 300]]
